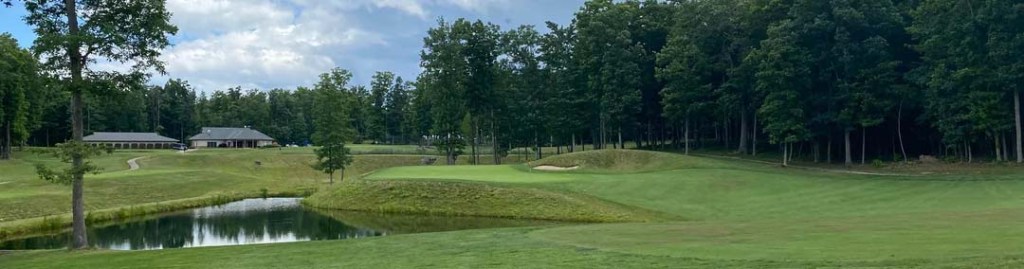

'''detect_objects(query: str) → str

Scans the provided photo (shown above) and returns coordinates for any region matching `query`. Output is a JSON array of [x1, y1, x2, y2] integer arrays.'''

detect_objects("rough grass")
[[528, 149, 730, 173], [314, 209, 567, 234], [304, 180, 656, 222], [363, 165, 582, 183]]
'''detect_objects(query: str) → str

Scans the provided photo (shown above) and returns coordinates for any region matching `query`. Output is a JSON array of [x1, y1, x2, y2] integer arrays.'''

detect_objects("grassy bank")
[[0, 147, 443, 239], [304, 180, 657, 222]]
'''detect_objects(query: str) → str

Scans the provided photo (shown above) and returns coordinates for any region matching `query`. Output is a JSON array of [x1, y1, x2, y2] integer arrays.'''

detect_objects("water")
[[0, 198, 558, 250]]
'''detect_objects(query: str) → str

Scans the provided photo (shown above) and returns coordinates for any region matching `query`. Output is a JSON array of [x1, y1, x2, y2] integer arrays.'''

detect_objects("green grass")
[[6, 149, 1024, 268], [304, 180, 657, 222], [528, 149, 731, 173], [363, 165, 582, 183], [0, 148, 436, 238]]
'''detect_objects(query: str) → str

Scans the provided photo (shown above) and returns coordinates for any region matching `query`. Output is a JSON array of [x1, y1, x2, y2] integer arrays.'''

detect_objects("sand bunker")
[[533, 165, 580, 171]]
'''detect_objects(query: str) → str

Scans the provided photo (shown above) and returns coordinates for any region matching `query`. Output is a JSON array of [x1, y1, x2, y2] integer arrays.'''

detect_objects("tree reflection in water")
[[1, 198, 380, 250]]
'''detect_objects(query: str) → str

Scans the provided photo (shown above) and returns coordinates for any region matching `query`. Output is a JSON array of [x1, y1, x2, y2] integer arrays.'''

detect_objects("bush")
[[871, 159, 884, 168]]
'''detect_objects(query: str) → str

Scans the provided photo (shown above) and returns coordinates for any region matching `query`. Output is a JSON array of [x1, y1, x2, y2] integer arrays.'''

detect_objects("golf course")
[[0, 147, 1022, 268]]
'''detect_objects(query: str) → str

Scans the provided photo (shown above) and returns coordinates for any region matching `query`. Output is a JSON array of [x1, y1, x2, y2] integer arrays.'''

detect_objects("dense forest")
[[3, 0, 1024, 165]]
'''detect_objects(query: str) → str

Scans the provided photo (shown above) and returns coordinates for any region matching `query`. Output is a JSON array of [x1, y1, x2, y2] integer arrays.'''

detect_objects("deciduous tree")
[[19, 0, 176, 249]]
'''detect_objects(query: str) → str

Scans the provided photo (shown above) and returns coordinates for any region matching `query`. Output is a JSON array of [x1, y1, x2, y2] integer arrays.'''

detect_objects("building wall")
[[192, 140, 221, 148], [191, 140, 273, 148], [88, 142, 174, 149]]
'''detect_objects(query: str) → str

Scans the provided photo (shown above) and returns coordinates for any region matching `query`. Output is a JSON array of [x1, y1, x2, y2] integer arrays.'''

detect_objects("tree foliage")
[[9, 0, 1024, 176], [0, 33, 36, 160], [312, 142, 352, 184]]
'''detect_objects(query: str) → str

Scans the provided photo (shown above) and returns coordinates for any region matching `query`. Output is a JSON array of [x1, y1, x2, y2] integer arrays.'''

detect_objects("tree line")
[[415, 0, 1024, 165], [4, 0, 1024, 166], [2, 69, 418, 149]]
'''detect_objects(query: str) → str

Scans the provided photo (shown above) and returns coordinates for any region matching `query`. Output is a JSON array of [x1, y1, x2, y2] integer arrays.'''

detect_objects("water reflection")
[[0, 198, 561, 250], [1, 198, 379, 250]]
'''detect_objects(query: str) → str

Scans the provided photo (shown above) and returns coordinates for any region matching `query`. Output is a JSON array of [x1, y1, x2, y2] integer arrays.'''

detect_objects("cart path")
[[127, 157, 144, 171]]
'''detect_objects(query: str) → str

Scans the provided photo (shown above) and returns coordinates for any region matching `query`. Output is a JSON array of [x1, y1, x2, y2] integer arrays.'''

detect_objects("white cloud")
[[166, 0, 293, 36], [373, 0, 429, 18], [154, 0, 388, 92], [438, 0, 510, 13], [87, 0, 540, 92]]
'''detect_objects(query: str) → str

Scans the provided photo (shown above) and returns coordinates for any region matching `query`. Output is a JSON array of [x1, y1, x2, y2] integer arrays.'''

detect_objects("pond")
[[0, 198, 559, 250]]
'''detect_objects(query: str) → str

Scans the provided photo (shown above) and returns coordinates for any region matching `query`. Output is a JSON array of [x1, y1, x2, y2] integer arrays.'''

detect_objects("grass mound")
[[304, 180, 655, 222], [529, 149, 725, 173]]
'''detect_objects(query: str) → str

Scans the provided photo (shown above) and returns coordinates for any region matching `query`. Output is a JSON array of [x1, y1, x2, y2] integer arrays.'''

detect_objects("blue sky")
[[0, 0, 585, 93]]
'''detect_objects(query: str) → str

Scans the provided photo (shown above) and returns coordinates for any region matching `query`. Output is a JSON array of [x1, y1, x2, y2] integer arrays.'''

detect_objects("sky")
[[0, 0, 585, 93]]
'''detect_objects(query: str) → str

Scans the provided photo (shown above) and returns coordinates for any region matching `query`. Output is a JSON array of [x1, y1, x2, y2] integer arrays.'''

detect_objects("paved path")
[[127, 157, 144, 171]]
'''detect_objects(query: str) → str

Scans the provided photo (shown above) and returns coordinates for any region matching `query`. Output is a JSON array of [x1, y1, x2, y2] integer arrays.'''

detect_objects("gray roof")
[[83, 132, 179, 143], [190, 127, 274, 141]]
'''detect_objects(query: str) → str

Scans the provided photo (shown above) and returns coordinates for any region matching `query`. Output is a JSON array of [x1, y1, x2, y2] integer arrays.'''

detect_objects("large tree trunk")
[[827, 136, 832, 164], [471, 120, 477, 165], [66, 0, 88, 250], [967, 142, 973, 163], [2, 121, 10, 160], [618, 128, 623, 150], [635, 128, 642, 149], [724, 117, 730, 149], [571, 133, 576, 153], [813, 141, 820, 163], [535, 132, 542, 160], [897, 102, 908, 163], [1003, 134, 1010, 163], [738, 111, 748, 154], [647, 121, 653, 149], [1016, 90, 1022, 163], [844, 130, 852, 167], [752, 114, 757, 156], [491, 112, 499, 165], [995, 134, 1002, 162], [684, 118, 690, 155], [782, 142, 789, 167], [861, 127, 866, 165]]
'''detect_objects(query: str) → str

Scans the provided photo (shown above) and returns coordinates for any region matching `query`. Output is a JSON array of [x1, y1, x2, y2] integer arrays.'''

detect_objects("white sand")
[[532, 165, 580, 171]]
